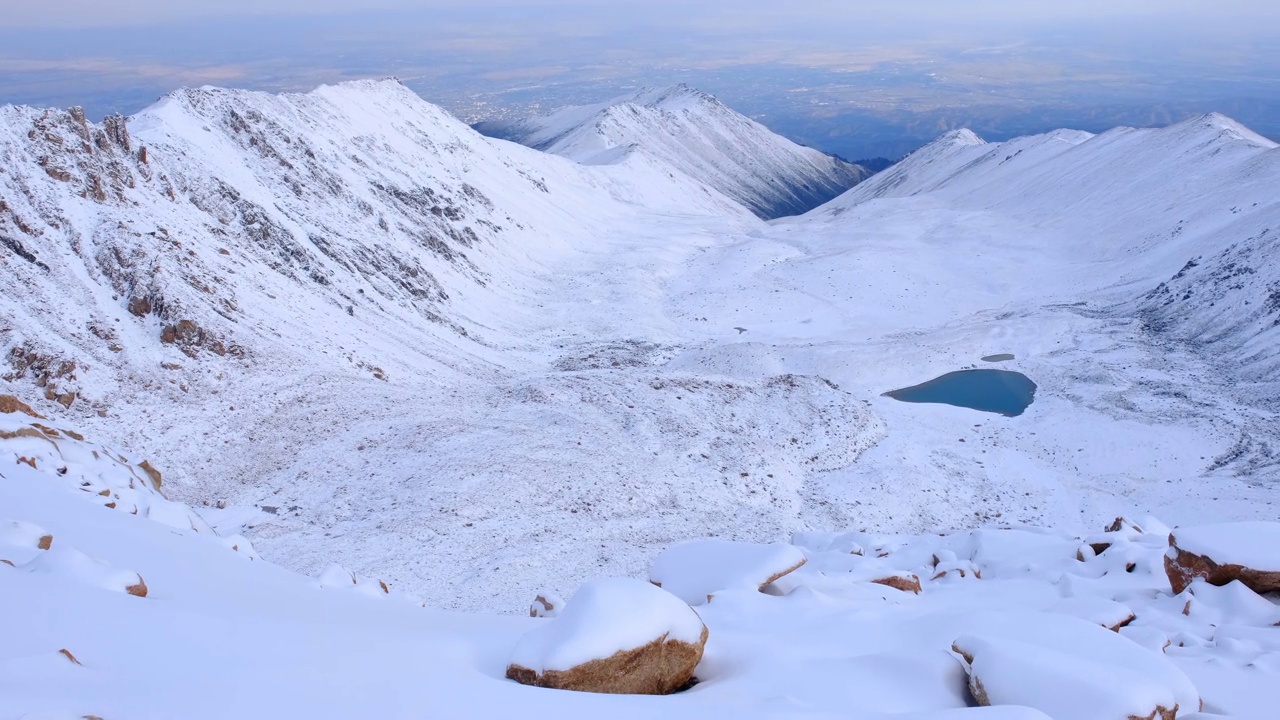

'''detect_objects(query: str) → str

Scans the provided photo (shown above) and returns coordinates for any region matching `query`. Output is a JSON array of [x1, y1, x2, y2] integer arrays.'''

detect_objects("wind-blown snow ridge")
[[478, 84, 872, 219]]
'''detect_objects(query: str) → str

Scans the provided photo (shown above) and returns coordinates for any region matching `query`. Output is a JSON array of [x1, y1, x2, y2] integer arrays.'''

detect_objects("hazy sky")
[[5, 0, 1280, 28], [1, 1, 1276, 158]]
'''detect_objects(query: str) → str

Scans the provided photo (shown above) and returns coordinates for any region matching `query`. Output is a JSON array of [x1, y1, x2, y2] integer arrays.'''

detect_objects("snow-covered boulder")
[[872, 572, 923, 594], [1165, 522, 1280, 594], [1, 519, 53, 552], [0, 407, 211, 535], [506, 578, 707, 694], [649, 539, 806, 605], [316, 563, 397, 599], [1050, 597, 1136, 632], [529, 591, 564, 618], [952, 614, 1199, 720], [23, 545, 148, 597]]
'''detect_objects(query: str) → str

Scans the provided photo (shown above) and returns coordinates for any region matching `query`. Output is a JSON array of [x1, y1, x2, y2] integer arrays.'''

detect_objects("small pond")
[[981, 354, 1015, 363], [885, 369, 1037, 417]]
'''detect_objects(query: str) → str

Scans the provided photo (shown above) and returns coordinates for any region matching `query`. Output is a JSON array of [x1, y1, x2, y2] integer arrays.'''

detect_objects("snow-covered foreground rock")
[[507, 577, 708, 694], [478, 85, 872, 219]]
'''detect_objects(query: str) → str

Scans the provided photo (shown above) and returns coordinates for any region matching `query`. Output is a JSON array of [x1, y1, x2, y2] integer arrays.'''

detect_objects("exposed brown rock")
[[872, 573, 922, 594], [102, 113, 131, 151], [760, 557, 807, 590], [128, 296, 152, 316], [1110, 614, 1137, 632], [0, 395, 43, 417], [58, 648, 82, 665], [1107, 517, 1144, 533], [952, 644, 990, 705], [125, 575, 148, 598], [506, 626, 707, 695], [30, 423, 61, 437], [138, 460, 163, 490], [17, 456, 37, 469], [1165, 534, 1280, 595], [159, 319, 231, 357], [1128, 706, 1178, 720], [0, 559, 14, 567], [0, 427, 50, 441], [43, 164, 72, 182], [37, 534, 52, 550], [530, 593, 560, 618]]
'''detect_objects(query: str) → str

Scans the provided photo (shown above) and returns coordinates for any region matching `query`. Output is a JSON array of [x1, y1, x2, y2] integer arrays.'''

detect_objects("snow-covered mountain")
[[2, 80, 888, 615], [477, 85, 873, 219], [0, 79, 748, 403], [4, 78, 1280, 718], [823, 113, 1280, 384]]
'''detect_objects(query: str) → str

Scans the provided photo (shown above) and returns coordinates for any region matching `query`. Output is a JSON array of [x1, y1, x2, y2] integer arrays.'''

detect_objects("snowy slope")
[[4, 78, 1280, 719], [3, 411, 1277, 719], [823, 114, 1280, 384], [0, 78, 748, 396], [478, 85, 872, 219], [2, 80, 891, 614]]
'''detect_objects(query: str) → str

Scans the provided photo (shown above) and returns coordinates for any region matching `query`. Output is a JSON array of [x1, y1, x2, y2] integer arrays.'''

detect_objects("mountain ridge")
[[477, 84, 873, 219]]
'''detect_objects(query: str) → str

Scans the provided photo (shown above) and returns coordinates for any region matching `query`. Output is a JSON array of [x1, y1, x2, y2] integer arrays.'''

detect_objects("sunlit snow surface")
[[2, 80, 1280, 717], [2, 422, 1277, 718]]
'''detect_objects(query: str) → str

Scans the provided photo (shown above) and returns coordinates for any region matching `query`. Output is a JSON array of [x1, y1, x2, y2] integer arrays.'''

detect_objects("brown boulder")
[[529, 592, 562, 618], [128, 296, 152, 317], [1165, 526, 1280, 595], [125, 575, 148, 598], [138, 460, 163, 490], [506, 578, 707, 695], [506, 626, 707, 695], [0, 395, 42, 418], [872, 573, 922, 594]]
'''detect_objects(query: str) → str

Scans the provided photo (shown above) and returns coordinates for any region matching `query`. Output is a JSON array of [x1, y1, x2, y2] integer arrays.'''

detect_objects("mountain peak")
[[479, 85, 870, 218], [1171, 112, 1278, 149], [626, 84, 719, 109], [939, 128, 986, 147]]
